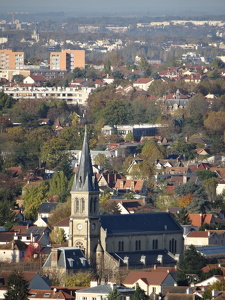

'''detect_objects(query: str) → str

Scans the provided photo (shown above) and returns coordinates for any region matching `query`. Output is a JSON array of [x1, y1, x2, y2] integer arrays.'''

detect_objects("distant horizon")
[[2, 0, 225, 17]]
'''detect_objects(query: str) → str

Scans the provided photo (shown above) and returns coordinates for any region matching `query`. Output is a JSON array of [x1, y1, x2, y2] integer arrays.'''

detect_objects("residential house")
[[185, 230, 225, 247], [28, 289, 75, 299], [0, 239, 27, 262], [53, 217, 70, 240], [114, 179, 148, 195], [76, 282, 135, 300], [123, 269, 176, 298], [38, 203, 58, 219], [195, 275, 223, 287], [97, 172, 123, 189], [133, 78, 154, 91], [161, 90, 190, 111], [188, 214, 216, 229], [11, 225, 51, 247], [0, 271, 52, 290], [23, 75, 47, 85]]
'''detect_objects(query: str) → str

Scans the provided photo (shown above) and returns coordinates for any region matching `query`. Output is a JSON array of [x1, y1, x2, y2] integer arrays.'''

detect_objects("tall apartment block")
[[0, 50, 24, 69], [50, 50, 85, 71]]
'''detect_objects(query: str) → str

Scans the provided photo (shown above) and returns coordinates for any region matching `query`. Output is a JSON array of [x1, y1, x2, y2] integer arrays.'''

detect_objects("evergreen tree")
[[177, 245, 206, 285], [134, 284, 149, 300], [4, 270, 29, 300], [176, 208, 191, 225], [107, 288, 121, 300], [48, 171, 68, 197]]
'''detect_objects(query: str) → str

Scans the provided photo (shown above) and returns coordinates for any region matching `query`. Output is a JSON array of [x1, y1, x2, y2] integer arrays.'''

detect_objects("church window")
[[93, 198, 97, 213], [81, 198, 85, 212], [135, 240, 141, 251], [169, 239, 176, 254], [90, 198, 93, 213], [118, 241, 124, 251], [75, 198, 79, 213], [75, 241, 84, 251], [152, 239, 158, 249]]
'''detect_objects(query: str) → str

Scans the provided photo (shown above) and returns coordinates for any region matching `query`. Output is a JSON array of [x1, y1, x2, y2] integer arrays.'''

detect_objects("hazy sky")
[[2, 0, 225, 16]]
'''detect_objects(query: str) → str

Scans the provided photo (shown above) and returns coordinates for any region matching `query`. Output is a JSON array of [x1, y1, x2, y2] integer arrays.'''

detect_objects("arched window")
[[169, 239, 176, 254], [75, 241, 84, 250], [81, 198, 85, 212], [75, 198, 79, 213], [93, 198, 97, 213], [90, 198, 93, 213]]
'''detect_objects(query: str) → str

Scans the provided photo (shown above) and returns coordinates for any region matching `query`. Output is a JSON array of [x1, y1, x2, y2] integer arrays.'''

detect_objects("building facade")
[[50, 50, 85, 71], [0, 50, 24, 70]]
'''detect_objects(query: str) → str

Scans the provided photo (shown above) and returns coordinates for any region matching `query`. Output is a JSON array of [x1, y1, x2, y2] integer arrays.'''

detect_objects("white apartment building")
[[0, 86, 95, 106]]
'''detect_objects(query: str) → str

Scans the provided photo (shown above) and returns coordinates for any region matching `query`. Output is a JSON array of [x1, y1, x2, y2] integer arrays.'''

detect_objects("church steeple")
[[71, 125, 99, 192]]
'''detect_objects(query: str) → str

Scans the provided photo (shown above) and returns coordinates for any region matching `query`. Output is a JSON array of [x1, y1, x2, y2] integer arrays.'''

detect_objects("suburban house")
[[23, 75, 47, 85], [188, 214, 217, 228], [0, 271, 52, 290], [114, 179, 148, 195], [123, 269, 176, 298], [53, 217, 70, 240], [75, 282, 135, 300], [28, 289, 75, 299], [0, 239, 27, 262], [185, 230, 225, 247], [133, 78, 154, 91]]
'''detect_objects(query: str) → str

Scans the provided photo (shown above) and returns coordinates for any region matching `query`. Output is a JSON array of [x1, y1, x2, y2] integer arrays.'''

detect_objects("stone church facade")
[[69, 127, 184, 270]]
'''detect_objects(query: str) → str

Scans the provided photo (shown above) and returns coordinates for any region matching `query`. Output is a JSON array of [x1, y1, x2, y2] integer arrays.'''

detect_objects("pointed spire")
[[71, 125, 99, 192]]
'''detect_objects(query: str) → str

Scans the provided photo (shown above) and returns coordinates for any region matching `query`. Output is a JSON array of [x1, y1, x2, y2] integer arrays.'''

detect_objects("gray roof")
[[196, 245, 225, 257], [71, 126, 99, 192], [77, 284, 135, 294], [43, 247, 89, 269], [38, 202, 58, 214], [110, 249, 177, 266], [100, 212, 183, 236]]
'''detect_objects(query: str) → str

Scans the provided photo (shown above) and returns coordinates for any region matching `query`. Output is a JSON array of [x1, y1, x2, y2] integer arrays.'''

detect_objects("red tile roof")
[[188, 214, 214, 227], [123, 270, 172, 286]]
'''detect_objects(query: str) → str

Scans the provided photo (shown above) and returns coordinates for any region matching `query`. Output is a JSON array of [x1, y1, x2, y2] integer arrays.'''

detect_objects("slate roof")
[[38, 202, 58, 214], [196, 245, 225, 257], [43, 247, 89, 270], [110, 249, 177, 266], [71, 126, 99, 192], [100, 212, 182, 236], [77, 284, 134, 294]]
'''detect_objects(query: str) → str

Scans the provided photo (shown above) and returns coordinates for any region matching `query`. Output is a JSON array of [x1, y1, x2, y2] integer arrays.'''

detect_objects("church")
[[68, 127, 184, 273]]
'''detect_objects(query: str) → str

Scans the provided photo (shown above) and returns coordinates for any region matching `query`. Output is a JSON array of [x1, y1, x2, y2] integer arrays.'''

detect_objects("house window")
[[135, 240, 141, 251], [152, 287, 156, 293], [118, 241, 124, 252]]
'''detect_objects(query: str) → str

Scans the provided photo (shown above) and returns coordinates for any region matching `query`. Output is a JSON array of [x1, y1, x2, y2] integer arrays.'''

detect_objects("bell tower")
[[69, 126, 100, 264]]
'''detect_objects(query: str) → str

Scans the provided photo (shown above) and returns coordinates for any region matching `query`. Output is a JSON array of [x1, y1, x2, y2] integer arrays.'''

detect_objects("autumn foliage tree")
[[24, 242, 42, 262], [177, 193, 194, 208]]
